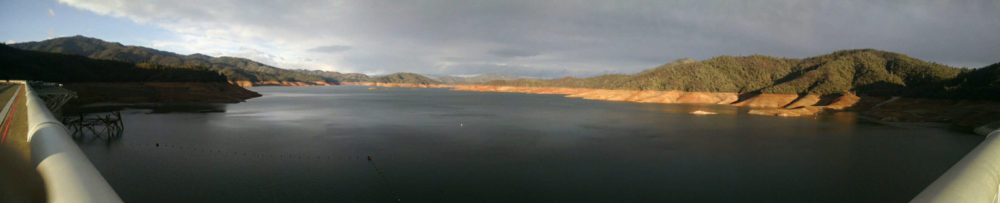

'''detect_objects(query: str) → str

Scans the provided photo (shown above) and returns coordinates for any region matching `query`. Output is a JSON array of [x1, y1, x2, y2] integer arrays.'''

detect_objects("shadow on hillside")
[[815, 93, 846, 106], [733, 92, 761, 104], [853, 82, 908, 97]]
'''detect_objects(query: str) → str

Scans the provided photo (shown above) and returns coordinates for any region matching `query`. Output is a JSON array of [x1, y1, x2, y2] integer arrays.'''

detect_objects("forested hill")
[[435, 73, 520, 84], [487, 49, 1000, 100], [0, 44, 226, 82], [9, 35, 337, 83], [371, 73, 441, 85], [291, 69, 371, 82]]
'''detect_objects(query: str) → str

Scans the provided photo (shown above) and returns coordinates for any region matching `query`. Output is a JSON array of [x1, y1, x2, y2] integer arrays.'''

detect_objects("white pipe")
[[913, 129, 1000, 203], [20, 82, 122, 203]]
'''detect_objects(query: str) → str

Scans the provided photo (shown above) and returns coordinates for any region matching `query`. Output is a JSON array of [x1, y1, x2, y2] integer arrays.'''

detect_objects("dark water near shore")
[[76, 86, 982, 202]]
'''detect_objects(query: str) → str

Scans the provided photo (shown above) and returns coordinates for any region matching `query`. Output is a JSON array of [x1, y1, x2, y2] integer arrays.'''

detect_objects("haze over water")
[[76, 86, 981, 202]]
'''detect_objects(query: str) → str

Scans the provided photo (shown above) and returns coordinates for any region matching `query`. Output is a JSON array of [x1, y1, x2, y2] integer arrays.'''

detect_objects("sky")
[[1, 0, 998, 77]]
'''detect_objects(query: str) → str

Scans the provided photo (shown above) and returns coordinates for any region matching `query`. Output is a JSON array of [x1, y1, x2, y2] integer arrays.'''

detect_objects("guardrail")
[[14, 80, 122, 203], [913, 129, 1000, 202]]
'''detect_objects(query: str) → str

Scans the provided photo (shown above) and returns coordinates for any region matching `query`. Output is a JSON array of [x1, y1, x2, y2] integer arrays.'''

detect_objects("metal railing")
[[13, 80, 122, 203], [913, 129, 1000, 202]]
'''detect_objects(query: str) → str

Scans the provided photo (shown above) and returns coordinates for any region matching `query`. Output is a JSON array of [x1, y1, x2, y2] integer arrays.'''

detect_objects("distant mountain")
[[0, 44, 260, 103], [371, 73, 440, 85], [487, 49, 999, 100], [435, 73, 520, 84], [0, 44, 224, 82], [9, 35, 344, 85], [291, 69, 370, 82]]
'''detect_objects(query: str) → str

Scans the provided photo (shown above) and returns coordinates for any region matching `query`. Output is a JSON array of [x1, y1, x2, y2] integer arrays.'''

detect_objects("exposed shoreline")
[[345, 82, 859, 116], [347, 82, 1000, 134], [228, 80, 336, 87], [64, 82, 261, 104]]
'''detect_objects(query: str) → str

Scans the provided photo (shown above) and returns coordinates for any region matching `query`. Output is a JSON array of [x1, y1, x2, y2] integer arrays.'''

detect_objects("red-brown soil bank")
[[229, 80, 335, 87], [350, 83, 859, 116]]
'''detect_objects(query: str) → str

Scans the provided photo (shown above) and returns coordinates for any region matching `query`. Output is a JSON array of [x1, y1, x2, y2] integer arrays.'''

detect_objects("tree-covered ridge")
[[435, 73, 520, 84], [9, 35, 327, 82], [291, 69, 371, 82], [487, 49, 999, 100], [0, 44, 227, 82], [945, 62, 1000, 100], [763, 49, 961, 96], [371, 73, 441, 84]]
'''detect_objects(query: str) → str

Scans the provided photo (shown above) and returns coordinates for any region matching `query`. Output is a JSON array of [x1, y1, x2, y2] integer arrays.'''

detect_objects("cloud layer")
[[58, 0, 1000, 77]]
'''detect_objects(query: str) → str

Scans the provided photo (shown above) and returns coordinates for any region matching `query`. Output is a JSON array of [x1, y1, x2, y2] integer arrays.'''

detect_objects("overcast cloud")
[[57, 0, 1000, 77]]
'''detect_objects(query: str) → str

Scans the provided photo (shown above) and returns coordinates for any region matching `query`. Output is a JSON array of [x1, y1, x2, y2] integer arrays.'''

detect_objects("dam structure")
[[0, 80, 996, 202], [914, 127, 1000, 202], [1, 81, 121, 203]]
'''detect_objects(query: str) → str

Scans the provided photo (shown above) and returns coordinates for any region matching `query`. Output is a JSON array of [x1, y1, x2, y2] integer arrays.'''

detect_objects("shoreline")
[[345, 82, 859, 116], [346, 82, 999, 135], [64, 82, 261, 104], [228, 80, 336, 87]]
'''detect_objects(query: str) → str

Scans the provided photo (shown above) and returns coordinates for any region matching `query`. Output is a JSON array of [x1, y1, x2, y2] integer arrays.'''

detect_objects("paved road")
[[0, 84, 30, 161], [0, 83, 46, 203], [0, 84, 16, 109]]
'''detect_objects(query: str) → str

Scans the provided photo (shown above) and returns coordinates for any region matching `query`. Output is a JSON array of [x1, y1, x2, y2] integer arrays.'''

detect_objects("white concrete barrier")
[[19, 81, 122, 203], [913, 129, 1000, 202]]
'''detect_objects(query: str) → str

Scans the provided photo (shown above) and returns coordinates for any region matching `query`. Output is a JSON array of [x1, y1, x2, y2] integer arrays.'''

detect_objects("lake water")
[[75, 86, 983, 202]]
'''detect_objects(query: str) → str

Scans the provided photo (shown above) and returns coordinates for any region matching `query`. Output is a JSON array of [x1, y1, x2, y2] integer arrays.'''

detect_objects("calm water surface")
[[75, 86, 983, 202]]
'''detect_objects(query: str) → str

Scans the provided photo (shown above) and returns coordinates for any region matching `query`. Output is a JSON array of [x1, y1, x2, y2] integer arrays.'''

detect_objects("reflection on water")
[[66, 102, 228, 114], [74, 86, 983, 202], [638, 103, 745, 115], [64, 103, 228, 146], [64, 111, 125, 145], [824, 111, 860, 125]]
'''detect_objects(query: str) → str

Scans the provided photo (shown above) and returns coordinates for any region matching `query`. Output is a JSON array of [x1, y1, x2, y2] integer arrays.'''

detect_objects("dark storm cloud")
[[63, 0, 1000, 76]]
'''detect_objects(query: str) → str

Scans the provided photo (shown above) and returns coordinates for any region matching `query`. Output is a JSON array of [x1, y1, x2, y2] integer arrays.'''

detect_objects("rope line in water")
[[368, 156, 402, 202]]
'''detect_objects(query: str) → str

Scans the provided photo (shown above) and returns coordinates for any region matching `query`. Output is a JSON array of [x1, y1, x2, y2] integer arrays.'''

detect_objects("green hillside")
[[371, 73, 441, 84], [435, 73, 520, 84], [292, 69, 370, 82], [487, 49, 996, 100], [0, 44, 226, 82], [945, 62, 1000, 100], [10, 36, 328, 83]]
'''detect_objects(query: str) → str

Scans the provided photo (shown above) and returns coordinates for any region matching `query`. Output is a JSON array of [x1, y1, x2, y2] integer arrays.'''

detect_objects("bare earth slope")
[[350, 52, 1000, 134]]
